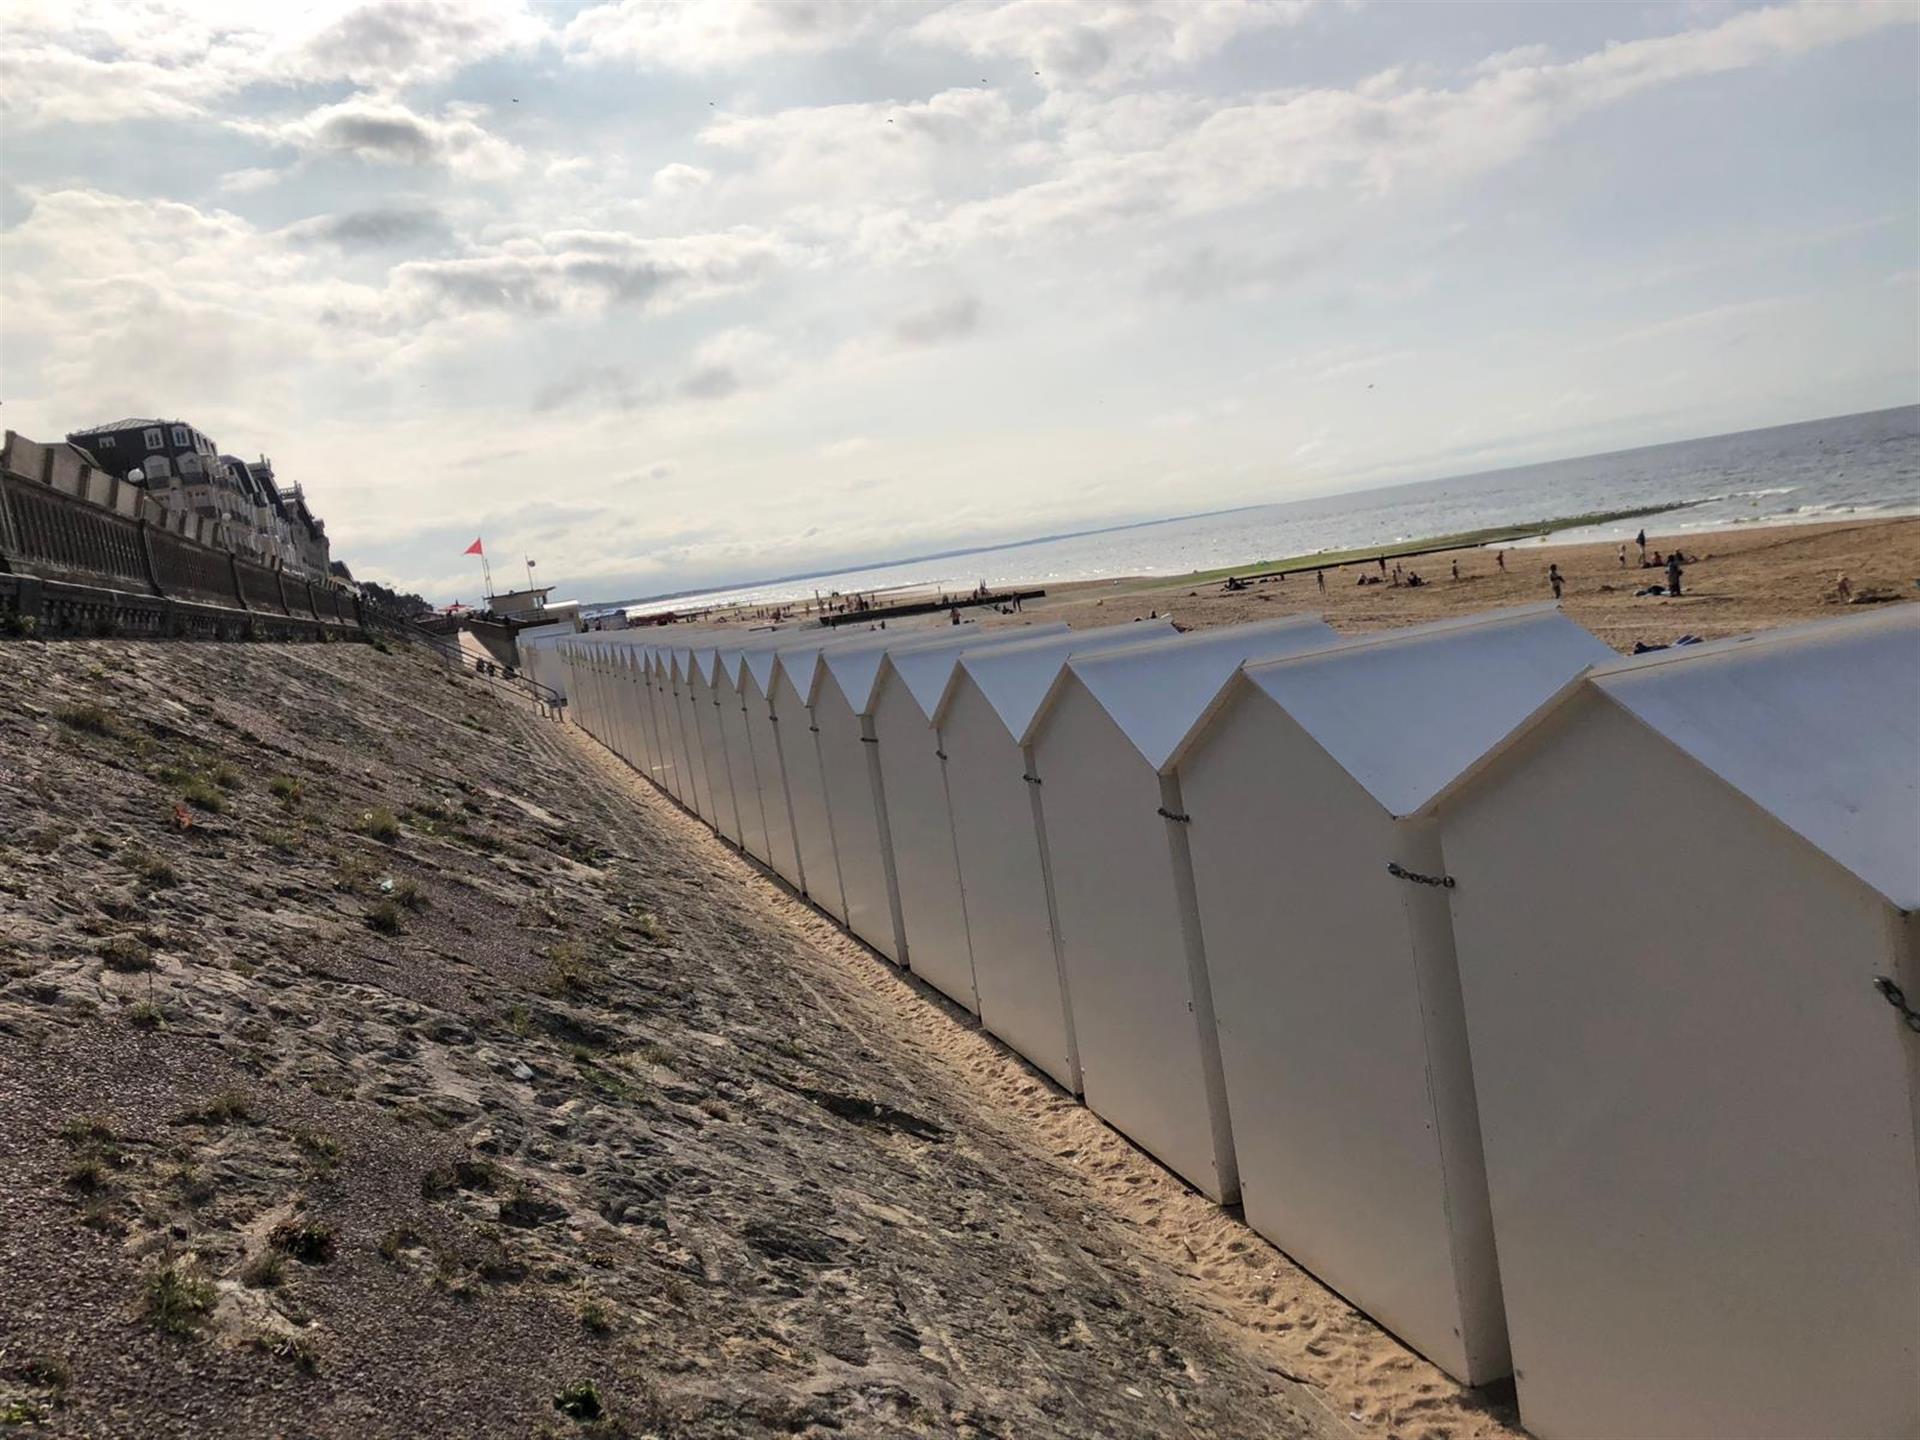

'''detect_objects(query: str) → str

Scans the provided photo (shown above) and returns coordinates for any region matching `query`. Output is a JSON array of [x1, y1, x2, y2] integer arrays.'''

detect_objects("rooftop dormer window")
[[144, 428, 162, 450], [171, 425, 189, 448]]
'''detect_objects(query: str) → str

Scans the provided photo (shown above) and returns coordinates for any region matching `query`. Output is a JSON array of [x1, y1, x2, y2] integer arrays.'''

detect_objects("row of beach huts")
[[524, 602, 1920, 1440]]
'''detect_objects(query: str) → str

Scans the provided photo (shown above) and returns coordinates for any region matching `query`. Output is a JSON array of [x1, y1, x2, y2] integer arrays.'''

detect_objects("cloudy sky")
[[3, 0, 1915, 602]]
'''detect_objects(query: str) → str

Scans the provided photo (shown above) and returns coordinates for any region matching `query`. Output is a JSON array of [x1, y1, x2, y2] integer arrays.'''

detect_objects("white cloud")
[[0, 0, 547, 127], [698, 86, 1022, 206], [564, 0, 893, 69], [653, 162, 713, 194], [839, 0, 1916, 264], [911, 0, 1316, 89], [235, 95, 526, 179], [218, 167, 286, 195], [387, 228, 794, 322]]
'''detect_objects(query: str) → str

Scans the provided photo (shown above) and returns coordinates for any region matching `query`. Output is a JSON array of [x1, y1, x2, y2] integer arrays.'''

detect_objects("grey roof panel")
[[938, 620, 1178, 736], [1040, 614, 1336, 770], [1241, 605, 1611, 818], [1591, 606, 1920, 910]]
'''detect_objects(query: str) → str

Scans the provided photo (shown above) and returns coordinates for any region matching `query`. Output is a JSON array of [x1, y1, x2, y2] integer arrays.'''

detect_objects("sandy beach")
[[1028, 517, 1920, 648]]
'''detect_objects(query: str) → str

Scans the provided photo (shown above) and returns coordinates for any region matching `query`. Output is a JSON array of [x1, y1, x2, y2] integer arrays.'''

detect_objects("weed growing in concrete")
[[59, 1116, 116, 1145], [268, 1219, 338, 1265], [578, 1297, 615, 1335], [553, 1380, 604, 1420], [540, 941, 594, 997], [65, 1155, 113, 1193], [420, 1157, 494, 1199], [252, 1333, 319, 1373], [57, 703, 119, 737], [125, 850, 179, 888], [293, 1130, 341, 1167], [98, 934, 153, 972], [177, 775, 224, 813], [141, 1259, 216, 1335], [179, 1091, 250, 1125], [16, 1355, 70, 1400], [170, 1164, 217, 1207]]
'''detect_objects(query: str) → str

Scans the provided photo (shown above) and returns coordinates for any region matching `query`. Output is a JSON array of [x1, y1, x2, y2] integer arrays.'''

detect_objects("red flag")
[[464, 537, 484, 556]]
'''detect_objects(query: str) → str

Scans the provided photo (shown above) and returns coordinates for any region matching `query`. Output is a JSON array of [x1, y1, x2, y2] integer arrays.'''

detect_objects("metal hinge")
[[1022, 773, 1043, 786], [1157, 806, 1191, 824], [1387, 861, 1455, 889], [1874, 976, 1920, 1033], [859, 736, 879, 744]]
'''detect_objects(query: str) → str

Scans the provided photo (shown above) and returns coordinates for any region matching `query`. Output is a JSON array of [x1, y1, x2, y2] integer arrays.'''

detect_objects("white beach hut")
[[812, 624, 1066, 964], [1171, 603, 1610, 1385], [607, 646, 641, 767], [514, 620, 578, 701], [739, 640, 812, 892], [868, 631, 1057, 1012], [623, 645, 661, 781], [667, 642, 721, 822], [934, 620, 1177, 1090], [627, 642, 669, 789], [765, 633, 893, 922], [1433, 607, 1920, 1438], [565, 640, 606, 742], [631, 642, 679, 801], [639, 644, 683, 801], [710, 635, 787, 861], [1027, 615, 1337, 1203], [687, 642, 744, 841]]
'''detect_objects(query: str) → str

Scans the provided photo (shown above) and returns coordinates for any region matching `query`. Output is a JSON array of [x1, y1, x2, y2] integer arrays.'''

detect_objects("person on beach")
[[1549, 563, 1565, 600], [1316, 568, 1326, 592], [1496, 550, 1506, 571], [1666, 552, 1684, 596], [1377, 555, 1387, 574], [1636, 528, 1648, 562], [1618, 544, 1628, 568], [1451, 559, 1460, 581]]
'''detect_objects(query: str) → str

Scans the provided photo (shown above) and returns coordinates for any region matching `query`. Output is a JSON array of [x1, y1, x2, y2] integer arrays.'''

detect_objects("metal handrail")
[[365, 609, 567, 714]]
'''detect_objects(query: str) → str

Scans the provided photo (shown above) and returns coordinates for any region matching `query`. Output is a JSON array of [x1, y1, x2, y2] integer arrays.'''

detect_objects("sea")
[[617, 406, 1919, 615]]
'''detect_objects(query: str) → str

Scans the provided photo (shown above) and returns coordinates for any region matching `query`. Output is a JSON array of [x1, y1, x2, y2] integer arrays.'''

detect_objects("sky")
[[2, 0, 1916, 604]]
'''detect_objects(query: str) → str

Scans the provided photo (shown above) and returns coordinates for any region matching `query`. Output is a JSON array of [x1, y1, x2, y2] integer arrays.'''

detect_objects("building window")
[[99, 435, 117, 449], [171, 426, 189, 448], [144, 428, 162, 450]]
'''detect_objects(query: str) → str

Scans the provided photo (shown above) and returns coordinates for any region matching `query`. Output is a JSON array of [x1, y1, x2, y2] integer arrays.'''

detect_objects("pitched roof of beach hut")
[[933, 619, 1178, 736], [1027, 614, 1337, 769], [1171, 604, 1611, 818], [825, 624, 1070, 718], [1441, 605, 1920, 910], [710, 630, 796, 691]]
